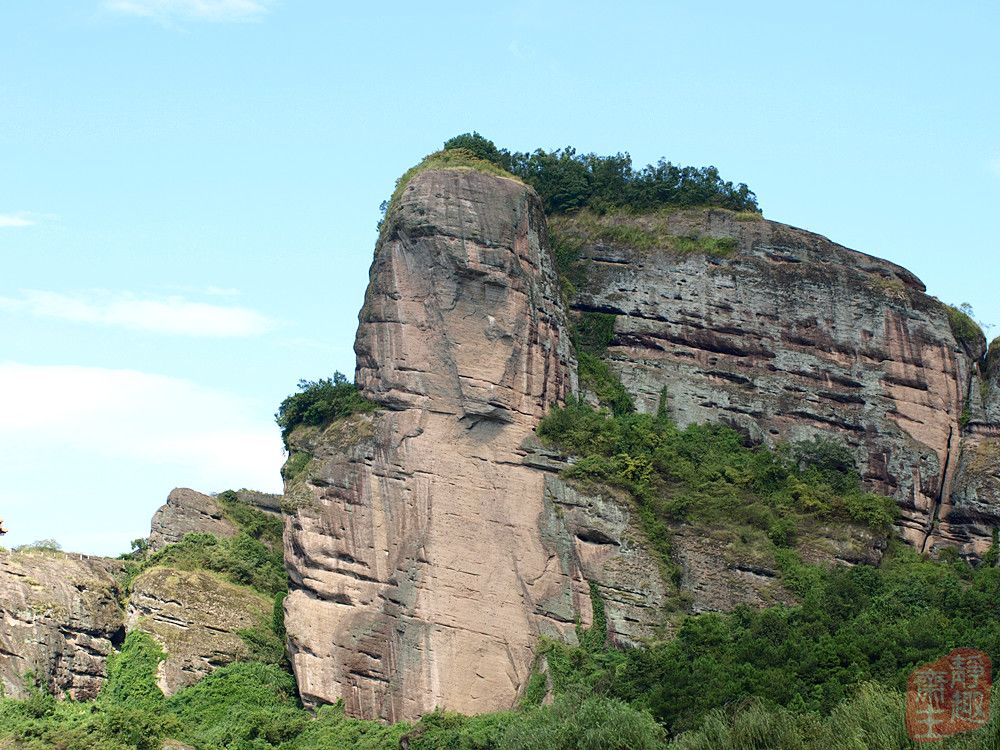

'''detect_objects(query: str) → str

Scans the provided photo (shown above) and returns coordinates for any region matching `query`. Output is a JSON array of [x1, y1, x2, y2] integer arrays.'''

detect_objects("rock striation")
[[282, 168, 667, 721], [148, 488, 238, 552], [0, 550, 124, 700], [127, 566, 270, 694], [0, 486, 282, 702], [558, 209, 994, 557], [148, 487, 283, 552]]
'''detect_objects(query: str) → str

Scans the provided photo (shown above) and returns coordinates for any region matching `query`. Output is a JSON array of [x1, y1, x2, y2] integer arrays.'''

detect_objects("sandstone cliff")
[[0, 550, 124, 699], [149, 487, 282, 552], [282, 167, 668, 721], [0, 486, 282, 702], [283, 170, 999, 721], [553, 208, 995, 558], [127, 566, 271, 694]]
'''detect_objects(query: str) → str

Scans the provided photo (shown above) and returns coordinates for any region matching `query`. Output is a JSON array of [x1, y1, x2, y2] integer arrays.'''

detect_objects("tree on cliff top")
[[441, 132, 760, 215], [274, 372, 375, 447]]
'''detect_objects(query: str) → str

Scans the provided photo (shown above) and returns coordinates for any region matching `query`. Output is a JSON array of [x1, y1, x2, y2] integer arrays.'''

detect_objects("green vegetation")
[[671, 681, 1000, 749], [442, 132, 760, 215], [945, 303, 987, 353], [530, 541, 1000, 739], [575, 311, 617, 353], [275, 372, 376, 448], [550, 210, 741, 256], [537, 399, 897, 561], [281, 451, 311, 481], [578, 352, 635, 417], [379, 146, 523, 228], [12, 539, 61, 553], [4, 422, 1000, 748], [0, 637, 664, 750], [986, 337, 1000, 378], [121, 493, 286, 597]]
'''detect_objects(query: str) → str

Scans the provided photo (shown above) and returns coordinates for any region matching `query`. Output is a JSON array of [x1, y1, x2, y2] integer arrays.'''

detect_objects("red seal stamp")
[[906, 648, 991, 742]]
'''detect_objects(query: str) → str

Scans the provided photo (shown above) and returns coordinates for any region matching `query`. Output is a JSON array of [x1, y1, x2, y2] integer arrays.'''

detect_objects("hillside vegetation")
[[378, 133, 760, 229], [4, 425, 1000, 748], [442, 132, 760, 215]]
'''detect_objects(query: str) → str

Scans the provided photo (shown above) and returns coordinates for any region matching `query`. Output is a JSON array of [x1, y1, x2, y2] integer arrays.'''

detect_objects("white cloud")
[[104, 0, 272, 22], [0, 363, 282, 472], [0, 290, 275, 337], [0, 213, 35, 228], [0, 362, 284, 554]]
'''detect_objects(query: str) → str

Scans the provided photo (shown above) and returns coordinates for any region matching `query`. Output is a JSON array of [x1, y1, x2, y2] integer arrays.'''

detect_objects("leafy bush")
[[134, 531, 287, 596], [275, 372, 376, 447], [100, 631, 167, 713], [123, 495, 287, 597], [498, 694, 667, 750], [443, 133, 760, 215], [537, 399, 898, 558], [531, 542, 1000, 736], [13, 538, 61, 553], [575, 311, 618, 354]]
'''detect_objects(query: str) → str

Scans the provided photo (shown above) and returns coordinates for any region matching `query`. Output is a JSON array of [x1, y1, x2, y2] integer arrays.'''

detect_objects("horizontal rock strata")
[[126, 566, 270, 694], [562, 209, 992, 556], [0, 550, 124, 699], [283, 168, 666, 721]]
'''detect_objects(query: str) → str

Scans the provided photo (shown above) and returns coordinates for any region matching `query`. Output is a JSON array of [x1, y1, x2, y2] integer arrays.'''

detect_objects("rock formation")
[[127, 566, 271, 694], [148, 487, 282, 552], [0, 550, 124, 699], [282, 167, 670, 721], [149, 488, 239, 552], [283, 170, 1000, 720], [0, 486, 281, 702], [556, 209, 994, 557]]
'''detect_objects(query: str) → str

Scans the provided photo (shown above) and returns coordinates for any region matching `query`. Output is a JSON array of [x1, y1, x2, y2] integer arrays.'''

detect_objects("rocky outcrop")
[[557, 209, 991, 557], [126, 566, 270, 694], [522, 443, 671, 642], [148, 488, 238, 552], [148, 487, 282, 552], [0, 485, 282, 703], [283, 168, 666, 721], [0, 550, 124, 700]]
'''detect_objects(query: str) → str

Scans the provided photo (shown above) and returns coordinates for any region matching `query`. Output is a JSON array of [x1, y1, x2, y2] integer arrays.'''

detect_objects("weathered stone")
[[283, 168, 665, 721], [537, 468, 671, 644], [0, 550, 124, 699], [148, 488, 238, 552], [126, 566, 269, 695], [561, 208, 988, 556], [671, 527, 795, 614], [233, 488, 283, 516]]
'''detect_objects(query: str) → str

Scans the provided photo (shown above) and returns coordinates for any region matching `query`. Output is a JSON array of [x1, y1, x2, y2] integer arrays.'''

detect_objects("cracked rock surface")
[[0, 550, 124, 699], [566, 209, 996, 557], [283, 169, 666, 721], [126, 566, 270, 695]]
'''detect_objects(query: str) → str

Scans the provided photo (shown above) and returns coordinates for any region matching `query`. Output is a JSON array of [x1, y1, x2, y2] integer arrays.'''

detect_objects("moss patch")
[[549, 208, 740, 257], [943, 303, 986, 353], [382, 147, 523, 225]]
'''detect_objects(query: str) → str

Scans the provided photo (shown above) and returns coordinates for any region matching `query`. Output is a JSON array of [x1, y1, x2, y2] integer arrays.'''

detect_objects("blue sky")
[[2, 1, 998, 555]]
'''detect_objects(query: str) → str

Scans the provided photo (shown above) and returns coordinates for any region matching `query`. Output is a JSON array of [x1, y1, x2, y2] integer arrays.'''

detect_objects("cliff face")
[[127, 566, 271, 695], [556, 209, 993, 557], [149, 488, 238, 552], [282, 170, 1000, 720], [0, 551, 124, 700], [0, 487, 280, 701], [282, 169, 667, 721], [149, 487, 282, 552]]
